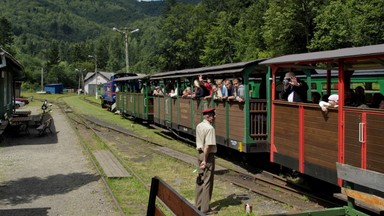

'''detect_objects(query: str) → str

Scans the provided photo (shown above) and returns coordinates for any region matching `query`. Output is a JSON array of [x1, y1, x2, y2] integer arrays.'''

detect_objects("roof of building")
[[0, 48, 24, 80], [84, 71, 115, 82]]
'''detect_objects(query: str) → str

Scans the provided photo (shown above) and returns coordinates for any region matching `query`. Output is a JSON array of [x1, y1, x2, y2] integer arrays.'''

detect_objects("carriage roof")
[[150, 59, 267, 80], [260, 44, 384, 70]]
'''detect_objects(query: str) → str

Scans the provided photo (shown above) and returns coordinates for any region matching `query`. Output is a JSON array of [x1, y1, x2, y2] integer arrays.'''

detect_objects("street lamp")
[[112, 27, 140, 73], [88, 55, 98, 99]]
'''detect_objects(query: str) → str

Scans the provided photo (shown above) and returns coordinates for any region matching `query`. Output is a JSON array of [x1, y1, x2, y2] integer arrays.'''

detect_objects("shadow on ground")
[[210, 193, 248, 211], [0, 172, 99, 205], [0, 207, 51, 216], [1, 117, 58, 146]]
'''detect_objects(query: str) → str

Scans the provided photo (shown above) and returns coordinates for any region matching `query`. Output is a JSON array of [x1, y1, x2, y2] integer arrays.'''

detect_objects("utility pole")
[[88, 55, 98, 99], [112, 27, 139, 73]]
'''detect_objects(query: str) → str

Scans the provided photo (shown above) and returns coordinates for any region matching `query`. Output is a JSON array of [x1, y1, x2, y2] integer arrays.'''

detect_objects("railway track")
[[59, 98, 342, 214]]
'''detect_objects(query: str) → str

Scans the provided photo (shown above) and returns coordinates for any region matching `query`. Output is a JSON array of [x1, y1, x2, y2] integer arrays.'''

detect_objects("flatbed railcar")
[[261, 44, 384, 214]]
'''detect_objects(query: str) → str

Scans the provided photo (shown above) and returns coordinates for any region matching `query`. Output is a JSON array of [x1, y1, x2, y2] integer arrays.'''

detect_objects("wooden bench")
[[284, 163, 383, 215], [334, 163, 384, 215], [37, 118, 53, 136], [31, 113, 44, 127], [147, 176, 204, 216]]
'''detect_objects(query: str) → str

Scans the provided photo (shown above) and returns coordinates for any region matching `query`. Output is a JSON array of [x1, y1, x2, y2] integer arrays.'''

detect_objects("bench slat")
[[336, 163, 384, 192], [341, 188, 384, 210]]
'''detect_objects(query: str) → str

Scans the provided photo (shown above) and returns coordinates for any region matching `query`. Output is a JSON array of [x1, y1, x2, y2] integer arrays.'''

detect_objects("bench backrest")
[[45, 118, 52, 127], [336, 163, 384, 210], [147, 176, 204, 216]]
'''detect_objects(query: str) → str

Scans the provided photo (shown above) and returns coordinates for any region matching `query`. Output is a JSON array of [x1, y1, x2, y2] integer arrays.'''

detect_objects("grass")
[[19, 92, 289, 215]]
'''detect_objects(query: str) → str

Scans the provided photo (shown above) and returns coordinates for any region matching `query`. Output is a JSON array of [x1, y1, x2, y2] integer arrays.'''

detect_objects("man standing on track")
[[195, 108, 218, 215]]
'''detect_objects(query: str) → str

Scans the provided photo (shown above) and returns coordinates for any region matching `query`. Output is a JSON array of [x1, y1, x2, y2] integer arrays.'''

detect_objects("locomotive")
[[100, 73, 138, 109]]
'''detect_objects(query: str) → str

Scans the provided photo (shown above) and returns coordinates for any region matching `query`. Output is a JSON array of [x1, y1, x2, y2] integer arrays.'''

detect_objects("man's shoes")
[[204, 209, 218, 215]]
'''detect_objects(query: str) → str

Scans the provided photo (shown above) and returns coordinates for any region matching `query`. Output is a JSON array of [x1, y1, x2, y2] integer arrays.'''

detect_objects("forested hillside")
[[1, 0, 384, 91]]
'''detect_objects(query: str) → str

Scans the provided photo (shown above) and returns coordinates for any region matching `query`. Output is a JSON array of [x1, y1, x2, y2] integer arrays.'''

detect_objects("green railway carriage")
[[150, 60, 270, 153], [307, 69, 384, 104], [114, 74, 154, 122]]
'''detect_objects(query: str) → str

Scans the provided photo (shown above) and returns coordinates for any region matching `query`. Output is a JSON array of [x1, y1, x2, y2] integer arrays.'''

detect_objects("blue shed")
[[45, 83, 63, 94]]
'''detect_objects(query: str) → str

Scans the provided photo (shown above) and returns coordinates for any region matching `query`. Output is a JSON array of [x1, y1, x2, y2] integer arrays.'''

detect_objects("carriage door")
[[164, 96, 172, 128], [344, 109, 384, 174]]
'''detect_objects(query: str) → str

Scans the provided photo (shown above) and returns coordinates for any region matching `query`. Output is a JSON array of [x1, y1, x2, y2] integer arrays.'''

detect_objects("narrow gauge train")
[[111, 44, 384, 208]]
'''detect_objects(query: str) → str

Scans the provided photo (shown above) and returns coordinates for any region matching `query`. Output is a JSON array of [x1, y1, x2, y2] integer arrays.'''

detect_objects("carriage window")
[[322, 82, 338, 90], [311, 83, 317, 90], [350, 82, 379, 92], [350, 82, 380, 104]]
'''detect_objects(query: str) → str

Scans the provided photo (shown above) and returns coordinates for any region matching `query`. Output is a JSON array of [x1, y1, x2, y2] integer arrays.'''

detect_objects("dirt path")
[[0, 105, 119, 216]]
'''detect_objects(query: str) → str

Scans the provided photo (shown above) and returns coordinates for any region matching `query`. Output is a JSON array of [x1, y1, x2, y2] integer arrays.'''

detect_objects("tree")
[[47, 41, 60, 69], [263, 0, 320, 56], [200, 11, 236, 65], [349, 0, 384, 46], [158, 4, 208, 70], [233, 1, 269, 61], [308, 0, 353, 51], [0, 17, 15, 53]]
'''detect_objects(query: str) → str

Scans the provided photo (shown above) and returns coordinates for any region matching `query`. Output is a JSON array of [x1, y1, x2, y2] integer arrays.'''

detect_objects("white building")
[[84, 71, 115, 95]]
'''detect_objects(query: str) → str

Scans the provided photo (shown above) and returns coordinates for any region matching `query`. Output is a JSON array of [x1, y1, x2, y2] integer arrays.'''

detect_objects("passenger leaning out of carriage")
[[224, 79, 234, 100], [182, 87, 193, 98], [228, 78, 245, 102], [192, 79, 210, 99], [204, 84, 222, 100], [153, 86, 163, 96], [199, 75, 213, 95], [215, 79, 228, 100], [282, 72, 308, 102]]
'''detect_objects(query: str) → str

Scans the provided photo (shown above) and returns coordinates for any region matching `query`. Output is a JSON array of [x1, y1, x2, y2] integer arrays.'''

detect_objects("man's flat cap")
[[202, 108, 215, 115]]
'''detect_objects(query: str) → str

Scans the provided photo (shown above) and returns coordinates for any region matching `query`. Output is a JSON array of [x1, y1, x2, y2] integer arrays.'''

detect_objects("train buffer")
[[93, 150, 130, 178]]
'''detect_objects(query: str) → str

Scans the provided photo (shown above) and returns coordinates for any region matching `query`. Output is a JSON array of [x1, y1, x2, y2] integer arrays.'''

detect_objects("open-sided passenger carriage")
[[114, 74, 154, 122], [261, 44, 384, 214], [150, 60, 270, 153]]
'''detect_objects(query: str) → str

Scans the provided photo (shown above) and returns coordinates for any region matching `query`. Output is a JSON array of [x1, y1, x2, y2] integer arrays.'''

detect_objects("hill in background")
[[2, 0, 199, 43]]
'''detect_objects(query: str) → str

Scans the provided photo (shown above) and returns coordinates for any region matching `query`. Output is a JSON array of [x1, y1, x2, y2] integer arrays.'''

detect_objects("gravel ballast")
[[0, 106, 119, 216]]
